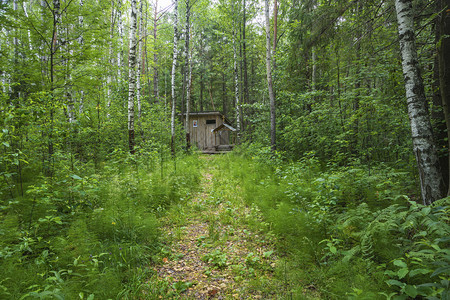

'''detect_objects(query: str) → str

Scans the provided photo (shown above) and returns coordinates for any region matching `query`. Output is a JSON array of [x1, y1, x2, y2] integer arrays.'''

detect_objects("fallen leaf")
[[208, 289, 219, 297], [163, 257, 168, 263]]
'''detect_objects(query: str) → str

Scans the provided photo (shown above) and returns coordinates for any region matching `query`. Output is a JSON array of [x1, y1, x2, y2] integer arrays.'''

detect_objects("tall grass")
[[0, 151, 202, 299], [213, 148, 449, 299]]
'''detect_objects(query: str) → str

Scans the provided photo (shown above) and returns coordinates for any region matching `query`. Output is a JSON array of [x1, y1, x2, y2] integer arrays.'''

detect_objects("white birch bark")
[[78, 0, 84, 115], [128, 0, 138, 154], [117, 0, 124, 81], [65, 26, 76, 124], [265, 0, 276, 150], [184, 0, 191, 149], [136, 0, 143, 119], [107, 3, 115, 115], [153, 0, 159, 100], [171, 0, 179, 154], [23, 3, 33, 52], [233, 38, 240, 142], [395, 0, 444, 204]]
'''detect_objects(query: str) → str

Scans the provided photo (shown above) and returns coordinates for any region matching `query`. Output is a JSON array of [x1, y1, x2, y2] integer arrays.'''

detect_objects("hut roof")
[[180, 111, 223, 116], [212, 123, 236, 133], [180, 111, 232, 125]]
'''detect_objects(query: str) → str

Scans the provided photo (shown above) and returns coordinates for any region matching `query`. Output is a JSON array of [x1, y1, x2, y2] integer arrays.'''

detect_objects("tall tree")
[[232, 0, 240, 142], [171, 0, 179, 156], [128, 0, 138, 154], [137, 0, 144, 119], [437, 0, 450, 195], [265, 0, 276, 151], [184, 0, 192, 150], [117, 0, 124, 81], [395, 0, 445, 204]]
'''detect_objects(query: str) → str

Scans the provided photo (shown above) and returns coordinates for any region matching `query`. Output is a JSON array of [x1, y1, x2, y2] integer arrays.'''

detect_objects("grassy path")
[[153, 156, 281, 299]]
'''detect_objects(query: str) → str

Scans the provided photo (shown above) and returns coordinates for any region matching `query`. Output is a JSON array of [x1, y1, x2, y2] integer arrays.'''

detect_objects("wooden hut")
[[181, 111, 235, 153]]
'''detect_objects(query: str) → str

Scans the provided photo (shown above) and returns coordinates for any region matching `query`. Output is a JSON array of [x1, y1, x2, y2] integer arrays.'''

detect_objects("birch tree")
[[117, 0, 124, 81], [136, 0, 144, 119], [128, 0, 138, 154], [184, 0, 192, 150], [395, 0, 445, 204], [231, 0, 240, 143], [171, 0, 179, 155], [265, 0, 276, 151]]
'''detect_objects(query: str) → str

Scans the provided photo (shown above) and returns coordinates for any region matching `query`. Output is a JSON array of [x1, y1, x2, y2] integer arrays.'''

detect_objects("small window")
[[206, 119, 216, 125]]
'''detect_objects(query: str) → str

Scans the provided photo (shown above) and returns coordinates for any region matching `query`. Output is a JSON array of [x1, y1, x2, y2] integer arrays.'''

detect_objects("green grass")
[[0, 152, 203, 299], [211, 150, 448, 299]]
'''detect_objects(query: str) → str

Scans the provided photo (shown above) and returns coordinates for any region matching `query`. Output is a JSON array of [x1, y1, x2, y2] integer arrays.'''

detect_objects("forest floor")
[[152, 156, 282, 299]]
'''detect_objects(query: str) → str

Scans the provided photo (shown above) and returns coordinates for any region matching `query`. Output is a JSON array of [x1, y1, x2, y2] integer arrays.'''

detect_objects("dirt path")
[[154, 158, 279, 299]]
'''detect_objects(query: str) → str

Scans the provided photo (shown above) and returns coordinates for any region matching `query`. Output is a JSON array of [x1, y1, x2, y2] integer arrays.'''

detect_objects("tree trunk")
[[117, 0, 124, 82], [265, 0, 276, 151], [78, 0, 84, 115], [432, 0, 449, 194], [184, 0, 191, 150], [137, 0, 143, 119], [128, 0, 138, 154], [233, 35, 240, 143], [437, 0, 450, 195], [153, 0, 159, 100], [107, 1, 115, 116], [395, 0, 445, 204], [171, 0, 179, 156]]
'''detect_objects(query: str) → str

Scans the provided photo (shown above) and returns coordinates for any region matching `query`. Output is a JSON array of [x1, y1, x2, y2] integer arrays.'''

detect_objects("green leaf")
[[393, 259, 407, 268], [384, 270, 397, 277], [404, 285, 418, 298], [330, 246, 337, 254], [431, 266, 450, 277], [2, 142, 9, 147], [263, 250, 273, 258], [409, 268, 431, 277], [421, 207, 431, 215], [397, 268, 409, 279], [386, 279, 405, 287], [87, 294, 94, 300], [70, 174, 82, 180]]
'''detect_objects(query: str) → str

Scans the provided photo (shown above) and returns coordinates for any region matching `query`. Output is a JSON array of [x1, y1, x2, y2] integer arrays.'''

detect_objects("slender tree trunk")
[[78, 0, 84, 115], [128, 0, 138, 154], [107, 1, 115, 116], [265, 0, 276, 151], [437, 0, 450, 195], [137, 0, 143, 119], [233, 31, 240, 142], [47, 0, 61, 177], [117, 0, 124, 82], [153, 0, 159, 100], [432, 0, 449, 194], [395, 0, 445, 204], [184, 0, 191, 150], [171, 0, 179, 156]]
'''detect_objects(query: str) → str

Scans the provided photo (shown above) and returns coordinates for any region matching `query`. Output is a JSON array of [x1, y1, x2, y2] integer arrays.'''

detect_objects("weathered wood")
[[181, 112, 232, 151]]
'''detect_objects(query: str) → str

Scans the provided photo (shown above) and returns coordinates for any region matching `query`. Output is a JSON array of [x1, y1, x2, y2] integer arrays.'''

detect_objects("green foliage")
[[0, 152, 202, 298], [202, 249, 228, 269], [213, 151, 448, 299]]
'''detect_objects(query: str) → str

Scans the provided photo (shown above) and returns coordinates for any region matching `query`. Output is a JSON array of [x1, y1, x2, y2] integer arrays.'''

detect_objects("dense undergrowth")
[[1, 145, 448, 299], [0, 150, 202, 299], [214, 146, 449, 299]]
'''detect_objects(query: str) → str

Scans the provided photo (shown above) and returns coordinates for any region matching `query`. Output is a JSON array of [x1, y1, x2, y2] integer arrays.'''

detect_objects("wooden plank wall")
[[187, 114, 226, 150]]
